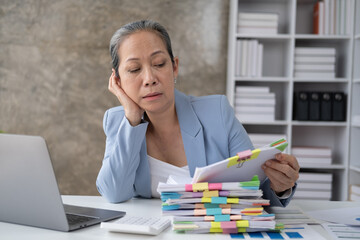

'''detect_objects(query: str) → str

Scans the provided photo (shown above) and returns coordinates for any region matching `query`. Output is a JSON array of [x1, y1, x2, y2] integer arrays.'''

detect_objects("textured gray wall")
[[0, 0, 229, 195]]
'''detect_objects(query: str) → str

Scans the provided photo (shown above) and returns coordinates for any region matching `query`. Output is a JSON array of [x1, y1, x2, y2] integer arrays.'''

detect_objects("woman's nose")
[[143, 67, 158, 86]]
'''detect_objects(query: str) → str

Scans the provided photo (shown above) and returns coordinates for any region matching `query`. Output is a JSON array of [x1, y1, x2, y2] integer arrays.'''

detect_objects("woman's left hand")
[[262, 153, 300, 194]]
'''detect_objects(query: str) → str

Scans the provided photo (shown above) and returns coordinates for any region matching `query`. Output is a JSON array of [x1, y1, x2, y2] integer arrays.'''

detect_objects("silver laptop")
[[0, 133, 125, 231]]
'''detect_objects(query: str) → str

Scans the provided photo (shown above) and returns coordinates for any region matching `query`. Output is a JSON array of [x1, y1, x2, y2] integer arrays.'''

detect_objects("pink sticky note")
[[237, 149, 252, 160], [209, 183, 222, 190], [185, 184, 193, 192], [223, 228, 238, 234], [221, 221, 237, 229]]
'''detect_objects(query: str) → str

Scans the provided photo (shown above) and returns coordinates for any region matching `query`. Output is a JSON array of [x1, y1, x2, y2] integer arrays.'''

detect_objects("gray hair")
[[110, 20, 175, 77]]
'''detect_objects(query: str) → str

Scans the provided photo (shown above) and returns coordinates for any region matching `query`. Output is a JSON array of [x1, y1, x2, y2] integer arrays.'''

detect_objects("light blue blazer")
[[96, 89, 295, 206]]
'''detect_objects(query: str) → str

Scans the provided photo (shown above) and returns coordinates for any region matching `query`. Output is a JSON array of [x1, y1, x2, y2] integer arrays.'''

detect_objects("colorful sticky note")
[[193, 182, 208, 192]]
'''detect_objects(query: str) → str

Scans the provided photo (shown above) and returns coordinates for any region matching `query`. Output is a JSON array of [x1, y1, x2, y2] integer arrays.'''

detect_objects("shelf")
[[300, 164, 346, 170], [292, 121, 347, 127], [350, 165, 360, 173], [352, 123, 360, 128], [242, 120, 288, 126], [356, 34, 360, 39], [293, 78, 348, 83], [295, 34, 351, 40], [354, 79, 360, 83], [235, 77, 290, 82], [236, 34, 291, 40]]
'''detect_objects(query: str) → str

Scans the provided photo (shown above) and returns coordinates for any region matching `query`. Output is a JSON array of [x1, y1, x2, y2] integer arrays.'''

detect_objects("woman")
[[96, 20, 299, 206]]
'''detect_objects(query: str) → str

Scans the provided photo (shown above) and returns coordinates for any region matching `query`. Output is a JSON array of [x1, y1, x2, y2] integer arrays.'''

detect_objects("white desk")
[[1, 196, 359, 239]]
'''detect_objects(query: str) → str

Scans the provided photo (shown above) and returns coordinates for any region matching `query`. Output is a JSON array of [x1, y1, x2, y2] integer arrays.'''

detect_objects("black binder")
[[320, 92, 332, 121], [294, 92, 309, 121], [309, 92, 320, 121], [332, 92, 346, 121]]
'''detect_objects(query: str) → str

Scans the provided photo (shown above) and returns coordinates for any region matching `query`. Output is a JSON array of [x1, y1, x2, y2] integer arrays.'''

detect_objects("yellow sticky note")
[[227, 155, 240, 168], [227, 198, 239, 204], [210, 228, 222, 233], [246, 148, 261, 161], [211, 222, 221, 228], [236, 220, 249, 228], [193, 182, 208, 192], [203, 190, 219, 198], [201, 197, 212, 203]]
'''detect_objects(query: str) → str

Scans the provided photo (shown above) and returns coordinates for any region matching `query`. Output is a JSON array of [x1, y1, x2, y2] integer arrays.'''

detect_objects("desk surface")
[[1, 196, 359, 239]]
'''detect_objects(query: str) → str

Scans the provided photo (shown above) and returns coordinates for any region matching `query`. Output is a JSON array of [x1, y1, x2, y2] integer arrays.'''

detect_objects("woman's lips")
[[143, 92, 162, 100]]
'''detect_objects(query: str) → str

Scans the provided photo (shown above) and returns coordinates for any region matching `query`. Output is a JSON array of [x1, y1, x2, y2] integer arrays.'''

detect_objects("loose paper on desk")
[[192, 139, 288, 184], [307, 207, 360, 226]]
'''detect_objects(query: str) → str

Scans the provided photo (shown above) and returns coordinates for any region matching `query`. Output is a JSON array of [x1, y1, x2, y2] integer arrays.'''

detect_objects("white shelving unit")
[[226, 0, 358, 201], [349, 0, 360, 201]]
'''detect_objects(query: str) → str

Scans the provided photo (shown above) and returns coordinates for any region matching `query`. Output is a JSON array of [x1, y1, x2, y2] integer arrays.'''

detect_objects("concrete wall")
[[0, 0, 229, 195]]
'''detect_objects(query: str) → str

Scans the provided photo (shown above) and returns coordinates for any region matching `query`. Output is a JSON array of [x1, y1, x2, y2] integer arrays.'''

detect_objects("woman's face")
[[117, 30, 178, 115]]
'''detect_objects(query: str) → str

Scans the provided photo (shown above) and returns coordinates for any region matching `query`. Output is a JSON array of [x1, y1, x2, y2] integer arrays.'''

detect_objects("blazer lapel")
[[175, 90, 207, 177]]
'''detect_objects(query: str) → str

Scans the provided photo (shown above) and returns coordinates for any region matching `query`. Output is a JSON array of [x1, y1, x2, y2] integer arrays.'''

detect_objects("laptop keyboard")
[[66, 213, 98, 225]]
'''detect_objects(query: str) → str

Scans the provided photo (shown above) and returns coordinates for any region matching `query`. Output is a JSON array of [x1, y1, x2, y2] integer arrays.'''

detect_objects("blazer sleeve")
[[96, 109, 149, 203], [220, 95, 295, 207]]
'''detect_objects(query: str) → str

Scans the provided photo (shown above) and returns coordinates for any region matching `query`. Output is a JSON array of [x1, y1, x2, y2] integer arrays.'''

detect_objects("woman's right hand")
[[108, 70, 144, 126]]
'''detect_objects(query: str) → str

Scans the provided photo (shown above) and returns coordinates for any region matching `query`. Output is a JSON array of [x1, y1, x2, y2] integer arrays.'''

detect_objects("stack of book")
[[157, 176, 281, 234], [294, 47, 336, 78], [238, 12, 278, 35], [349, 184, 360, 202], [313, 0, 353, 35], [235, 39, 263, 77], [235, 86, 276, 122], [248, 133, 287, 149], [292, 146, 332, 166], [294, 172, 333, 200]]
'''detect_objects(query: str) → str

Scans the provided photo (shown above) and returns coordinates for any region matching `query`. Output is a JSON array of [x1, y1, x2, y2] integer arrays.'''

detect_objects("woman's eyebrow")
[[125, 50, 165, 63]]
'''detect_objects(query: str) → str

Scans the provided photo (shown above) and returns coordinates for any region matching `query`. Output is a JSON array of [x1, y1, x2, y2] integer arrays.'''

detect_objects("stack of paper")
[[292, 146, 332, 166], [235, 39, 263, 77], [294, 47, 336, 78], [238, 12, 278, 35], [313, 0, 353, 35], [248, 133, 287, 149], [157, 176, 282, 234], [350, 184, 360, 202], [234, 86, 276, 122], [294, 172, 333, 200]]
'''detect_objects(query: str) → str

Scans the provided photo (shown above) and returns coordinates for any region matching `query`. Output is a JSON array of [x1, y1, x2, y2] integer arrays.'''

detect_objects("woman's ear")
[[173, 57, 179, 79], [112, 68, 120, 79]]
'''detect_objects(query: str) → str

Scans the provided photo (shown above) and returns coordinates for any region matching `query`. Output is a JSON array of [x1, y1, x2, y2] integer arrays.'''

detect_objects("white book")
[[324, 0, 330, 35], [340, 0, 346, 35], [345, 0, 351, 34], [297, 182, 332, 191], [294, 190, 331, 200], [238, 20, 278, 28], [235, 106, 275, 114], [294, 64, 335, 71], [235, 86, 270, 93], [238, 12, 279, 21], [329, 0, 335, 35], [296, 156, 332, 165], [251, 40, 258, 77], [241, 40, 248, 76], [292, 146, 332, 157], [336, 0, 341, 34], [294, 56, 336, 64], [236, 113, 275, 122], [295, 47, 336, 55], [298, 173, 333, 183], [238, 27, 277, 35], [235, 40, 242, 76], [247, 40, 254, 77], [235, 97, 275, 106], [350, 184, 360, 195], [235, 92, 275, 99], [319, 1, 325, 35], [257, 43, 263, 77], [294, 71, 335, 78]]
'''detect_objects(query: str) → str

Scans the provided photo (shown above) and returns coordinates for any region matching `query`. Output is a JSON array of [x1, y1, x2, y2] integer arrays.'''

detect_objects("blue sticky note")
[[206, 208, 222, 215], [211, 197, 227, 204], [248, 232, 264, 238], [267, 232, 284, 239], [285, 232, 303, 239], [214, 214, 230, 222], [230, 233, 245, 239]]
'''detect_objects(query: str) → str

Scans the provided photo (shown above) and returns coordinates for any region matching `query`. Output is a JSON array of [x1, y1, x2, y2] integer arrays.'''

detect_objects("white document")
[[191, 139, 288, 183], [322, 222, 360, 240], [307, 207, 360, 226]]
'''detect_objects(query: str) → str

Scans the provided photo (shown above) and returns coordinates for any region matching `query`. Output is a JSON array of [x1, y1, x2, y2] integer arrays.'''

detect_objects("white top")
[[147, 155, 190, 198]]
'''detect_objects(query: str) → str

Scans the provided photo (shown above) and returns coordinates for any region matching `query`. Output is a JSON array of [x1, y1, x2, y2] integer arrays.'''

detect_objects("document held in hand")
[[191, 139, 288, 184]]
